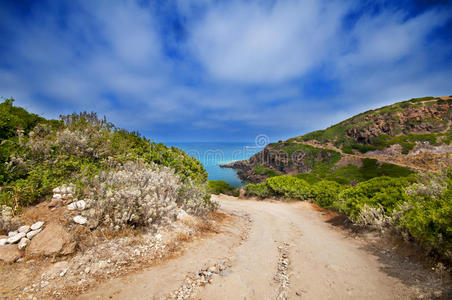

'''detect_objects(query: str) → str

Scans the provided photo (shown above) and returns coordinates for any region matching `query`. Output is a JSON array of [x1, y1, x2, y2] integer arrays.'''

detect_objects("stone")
[[0, 245, 24, 263], [8, 231, 18, 237], [52, 187, 61, 193], [48, 198, 63, 208], [26, 223, 76, 257], [18, 238, 29, 250], [75, 200, 86, 210], [53, 193, 62, 199], [30, 221, 44, 231], [44, 261, 69, 278], [0, 238, 7, 246], [177, 209, 189, 220], [18, 225, 30, 233], [7, 232, 26, 244], [67, 202, 77, 211], [26, 229, 42, 239], [73, 215, 87, 225]]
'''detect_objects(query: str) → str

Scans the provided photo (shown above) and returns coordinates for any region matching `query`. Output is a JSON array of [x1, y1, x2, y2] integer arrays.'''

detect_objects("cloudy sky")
[[1, 0, 451, 142]]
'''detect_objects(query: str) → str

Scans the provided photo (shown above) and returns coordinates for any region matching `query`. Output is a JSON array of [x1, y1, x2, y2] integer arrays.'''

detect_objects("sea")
[[167, 142, 265, 187]]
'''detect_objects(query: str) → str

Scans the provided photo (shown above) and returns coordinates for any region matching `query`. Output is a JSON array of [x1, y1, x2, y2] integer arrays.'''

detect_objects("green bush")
[[254, 165, 279, 177], [266, 175, 313, 199], [338, 176, 411, 219], [207, 180, 239, 196], [244, 182, 273, 198], [310, 180, 344, 208]]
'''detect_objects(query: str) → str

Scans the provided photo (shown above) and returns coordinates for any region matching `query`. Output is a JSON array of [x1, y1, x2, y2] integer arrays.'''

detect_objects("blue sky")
[[1, 0, 451, 142]]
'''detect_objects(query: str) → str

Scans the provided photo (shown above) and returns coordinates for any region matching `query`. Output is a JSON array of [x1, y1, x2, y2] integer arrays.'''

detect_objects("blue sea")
[[167, 142, 264, 187]]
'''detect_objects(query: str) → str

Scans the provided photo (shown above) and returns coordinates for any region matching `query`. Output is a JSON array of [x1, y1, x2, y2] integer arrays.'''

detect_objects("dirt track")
[[78, 195, 446, 299]]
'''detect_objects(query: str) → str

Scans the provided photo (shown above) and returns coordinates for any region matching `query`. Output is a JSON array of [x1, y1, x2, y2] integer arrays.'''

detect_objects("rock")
[[53, 193, 62, 199], [7, 232, 26, 244], [18, 238, 29, 250], [8, 231, 18, 237], [30, 221, 44, 231], [155, 233, 162, 241], [48, 198, 63, 208], [67, 202, 77, 210], [73, 215, 87, 225], [67, 186, 74, 194], [208, 266, 218, 274], [52, 187, 61, 193], [18, 225, 30, 233], [239, 188, 246, 199], [75, 200, 86, 210], [44, 261, 69, 278], [0, 245, 24, 263], [0, 238, 7, 246], [26, 229, 42, 239], [27, 223, 76, 257]]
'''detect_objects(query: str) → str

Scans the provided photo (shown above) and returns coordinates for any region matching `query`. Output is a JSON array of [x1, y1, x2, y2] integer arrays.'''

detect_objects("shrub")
[[338, 176, 411, 220], [266, 175, 313, 199], [310, 180, 344, 208], [207, 180, 239, 196], [81, 161, 214, 231], [244, 182, 273, 198]]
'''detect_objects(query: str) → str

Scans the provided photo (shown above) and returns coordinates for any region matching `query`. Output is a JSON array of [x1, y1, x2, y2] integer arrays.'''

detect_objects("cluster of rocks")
[[0, 221, 45, 263], [50, 184, 88, 225], [166, 260, 231, 300], [275, 242, 290, 300]]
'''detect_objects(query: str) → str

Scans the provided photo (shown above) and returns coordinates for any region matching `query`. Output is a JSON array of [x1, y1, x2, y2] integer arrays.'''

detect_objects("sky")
[[0, 0, 451, 142]]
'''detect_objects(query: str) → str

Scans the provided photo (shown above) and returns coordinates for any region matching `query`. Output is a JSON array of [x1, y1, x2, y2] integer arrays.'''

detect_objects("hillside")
[[224, 96, 452, 183]]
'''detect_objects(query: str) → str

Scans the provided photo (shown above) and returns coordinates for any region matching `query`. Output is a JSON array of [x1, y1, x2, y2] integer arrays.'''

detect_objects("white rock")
[[0, 238, 7, 246], [18, 225, 30, 233], [155, 233, 162, 241], [67, 186, 74, 194], [18, 237, 29, 250], [52, 187, 61, 193], [30, 221, 44, 231], [61, 187, 67, 194], [177, 209, 189, 220], [8, 231, 18, 237], [7, 232, 26, 244], [67, 202, 77, 210], [26, 229, 42, 239], [53, 193, 62, 199], [75, 200, 86, 210], [73, 215, 87, 225], [60, 269, 67, 277]]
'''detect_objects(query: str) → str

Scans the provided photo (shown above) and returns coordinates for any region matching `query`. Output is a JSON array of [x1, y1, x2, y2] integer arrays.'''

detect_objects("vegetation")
[[254, 165, 279, 177], [244, 170, 452, 262], [207, 180, 239, 196], [0, 99, 213, 218]]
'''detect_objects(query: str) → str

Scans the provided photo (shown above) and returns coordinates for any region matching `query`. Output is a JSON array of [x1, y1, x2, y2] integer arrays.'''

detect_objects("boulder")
[[0, 245, 23, 263], [7, 232, 25, 244], [18, 238, 29, 250], [30, 221, 44, 231], [18, 225, 30, 233], [26, 223, 76, 257], [26, 229, 42, 239]]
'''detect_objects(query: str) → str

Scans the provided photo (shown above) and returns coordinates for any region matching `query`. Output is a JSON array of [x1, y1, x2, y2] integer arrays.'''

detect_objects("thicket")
[[244, 171, 452, 262], [0, 99, 213, 219]]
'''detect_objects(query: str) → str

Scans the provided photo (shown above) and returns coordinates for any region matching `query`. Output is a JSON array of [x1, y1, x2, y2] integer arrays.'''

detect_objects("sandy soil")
[[76, 195, 449, 299]]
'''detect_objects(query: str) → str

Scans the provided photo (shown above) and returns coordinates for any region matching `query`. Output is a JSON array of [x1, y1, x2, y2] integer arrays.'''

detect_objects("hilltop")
[[224, 96, 452, 183]]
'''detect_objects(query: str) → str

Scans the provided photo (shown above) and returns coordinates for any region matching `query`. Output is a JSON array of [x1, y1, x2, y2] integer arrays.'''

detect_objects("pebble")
[[73, 215, 87, 225], [75, 200, 86, 210], [30, 221, 44, 231], [53, 193, 62, 199], [60, 269, 67, 277], [67, 202, 77, 210], [0, 238, 7, 246], [7, 232, 26, 244], [18, 225, 30, 233], [18, 238, 30, 250], [26, 229, 42, 239], [52, 187, 61, 193]]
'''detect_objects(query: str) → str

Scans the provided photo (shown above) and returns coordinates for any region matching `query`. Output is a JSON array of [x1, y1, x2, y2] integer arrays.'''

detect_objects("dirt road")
[[78, 195, 444, 299]]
